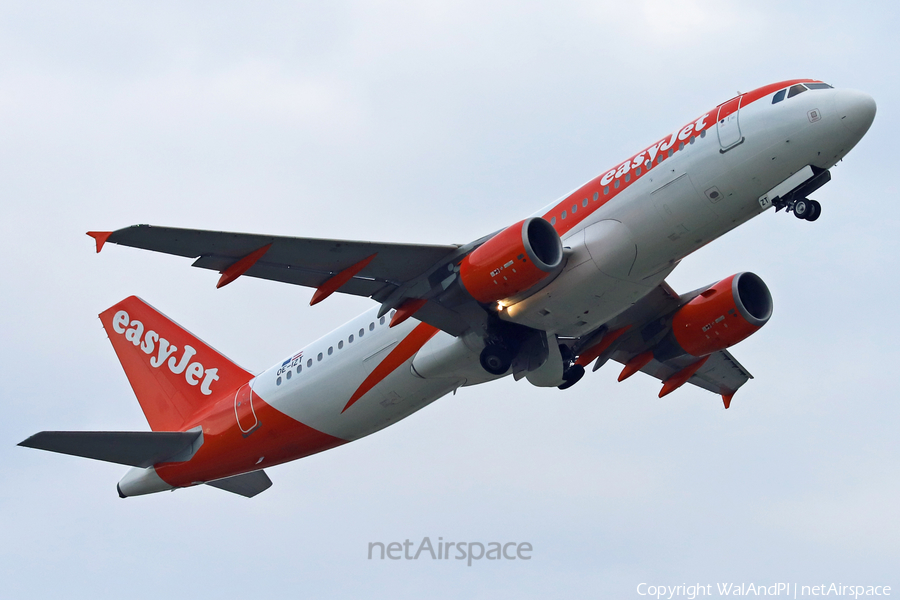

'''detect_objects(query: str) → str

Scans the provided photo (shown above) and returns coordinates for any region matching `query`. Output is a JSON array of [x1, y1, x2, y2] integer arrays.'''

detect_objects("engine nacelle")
[[662, 272, 773, 358], [459, 217, 563, 304]]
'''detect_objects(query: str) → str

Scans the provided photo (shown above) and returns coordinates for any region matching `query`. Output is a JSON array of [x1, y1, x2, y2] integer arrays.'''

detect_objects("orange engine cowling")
[[459, 218, 563, 304], [668, 272, 773, 357]]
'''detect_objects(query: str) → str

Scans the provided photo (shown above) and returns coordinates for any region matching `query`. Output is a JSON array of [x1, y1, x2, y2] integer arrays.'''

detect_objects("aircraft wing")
[[572, 281, 753, 405], [609, 348, 752, 401], [96, 225, 459, 297], [91, 225, 482, 335]]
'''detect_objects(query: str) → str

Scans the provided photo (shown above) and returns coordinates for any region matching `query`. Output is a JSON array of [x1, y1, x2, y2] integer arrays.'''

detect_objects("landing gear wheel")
[[557, 364, 585, 390], [805, 200, 821, 221], [480, 345, 512, 375], [793, 198, 811, 219]]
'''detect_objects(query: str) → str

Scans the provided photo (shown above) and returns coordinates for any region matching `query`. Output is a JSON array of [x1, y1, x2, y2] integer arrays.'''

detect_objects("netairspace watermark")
[[368, 537, 532, 567], [636, 583, 892, 599]]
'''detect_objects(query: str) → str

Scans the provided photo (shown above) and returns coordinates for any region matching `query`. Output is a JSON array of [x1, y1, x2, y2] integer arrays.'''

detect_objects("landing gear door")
[[716, 96, 743, 152], [234, 381, 260, 436]]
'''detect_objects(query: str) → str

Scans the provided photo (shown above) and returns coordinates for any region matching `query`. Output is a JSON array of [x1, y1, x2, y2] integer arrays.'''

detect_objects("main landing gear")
[[480, 344, 513, 375], [556, 344, 585, 390], [792, 198, 821, 222], [557, 364, 585, 390], [479, 340, 586, 389]]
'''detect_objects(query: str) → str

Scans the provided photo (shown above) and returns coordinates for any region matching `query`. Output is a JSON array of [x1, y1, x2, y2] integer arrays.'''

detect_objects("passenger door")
[[234, 381, 260, 436], [716, 96, 743, 151]]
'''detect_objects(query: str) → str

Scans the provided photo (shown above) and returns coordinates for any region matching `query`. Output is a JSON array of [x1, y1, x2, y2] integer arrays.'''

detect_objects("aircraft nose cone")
[[834, 89, 876, 136]]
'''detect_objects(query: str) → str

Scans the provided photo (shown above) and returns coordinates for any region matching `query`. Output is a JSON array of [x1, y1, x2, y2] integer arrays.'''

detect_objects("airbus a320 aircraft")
[[21, 79, 875, 498]]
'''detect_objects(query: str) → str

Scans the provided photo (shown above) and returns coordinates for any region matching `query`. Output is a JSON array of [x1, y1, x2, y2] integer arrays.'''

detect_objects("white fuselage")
[[253, 84, 874, 445]]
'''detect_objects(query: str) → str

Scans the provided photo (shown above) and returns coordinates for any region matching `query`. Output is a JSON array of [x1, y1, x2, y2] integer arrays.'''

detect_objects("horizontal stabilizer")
[[206, 470, 272, 498], [19, 430, 202, 468]]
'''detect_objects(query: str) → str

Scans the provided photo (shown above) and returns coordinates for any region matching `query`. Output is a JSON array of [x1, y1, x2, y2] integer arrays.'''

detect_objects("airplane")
[[20, 79, 876, 498]]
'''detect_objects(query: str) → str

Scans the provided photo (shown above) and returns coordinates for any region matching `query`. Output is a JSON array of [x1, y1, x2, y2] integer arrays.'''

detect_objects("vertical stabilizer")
[[100, 296, 252, 431]]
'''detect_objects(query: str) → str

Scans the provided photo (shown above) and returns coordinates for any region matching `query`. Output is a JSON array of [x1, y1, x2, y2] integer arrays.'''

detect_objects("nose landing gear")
[[792, 198, 821, 221], [771, 166, 829, 222]]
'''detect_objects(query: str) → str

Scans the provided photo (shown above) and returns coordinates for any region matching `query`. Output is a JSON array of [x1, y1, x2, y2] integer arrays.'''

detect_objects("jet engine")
[[656, 272, 773, 360], [459, 217, 564, 304]]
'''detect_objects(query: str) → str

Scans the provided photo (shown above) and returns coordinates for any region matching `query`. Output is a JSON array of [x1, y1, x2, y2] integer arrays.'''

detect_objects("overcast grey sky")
[[2, 1, 898, 598]]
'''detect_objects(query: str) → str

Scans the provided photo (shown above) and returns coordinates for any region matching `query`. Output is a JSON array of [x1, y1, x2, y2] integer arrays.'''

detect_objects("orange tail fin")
[[100, 296, 252, 432]]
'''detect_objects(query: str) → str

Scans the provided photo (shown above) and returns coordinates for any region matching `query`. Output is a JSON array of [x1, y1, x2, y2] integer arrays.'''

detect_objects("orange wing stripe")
[[310, 254, 377, 306], [216, 244, 273, 289], [658, 356, 710, 398], [618, 351, 654, 382], [575, 326, 629, 367], [389, 298, 428, 328]]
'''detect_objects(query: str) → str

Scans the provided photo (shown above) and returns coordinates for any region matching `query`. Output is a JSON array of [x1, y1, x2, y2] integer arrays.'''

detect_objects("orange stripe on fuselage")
[[154, 391, 348, 488], [342, 322, 440, 413], [542, 78, 821, 238]]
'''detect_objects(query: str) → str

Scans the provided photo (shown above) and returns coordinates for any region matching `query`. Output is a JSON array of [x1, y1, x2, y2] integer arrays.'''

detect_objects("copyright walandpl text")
[[636, 583, 891, 598]]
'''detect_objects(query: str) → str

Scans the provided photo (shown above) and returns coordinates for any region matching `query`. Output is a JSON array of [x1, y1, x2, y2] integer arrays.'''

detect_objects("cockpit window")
[[772, 89, 787, 104], [787, 84, 808, 98], [805, 82, 833, 90]]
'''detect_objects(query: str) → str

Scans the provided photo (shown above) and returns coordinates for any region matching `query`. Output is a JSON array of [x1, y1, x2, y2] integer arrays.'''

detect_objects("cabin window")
[[625, 173, 630, 182], [635, 167, 641, 176], [359, 328, 365, 337], [772, 89, 786, 104], [561, 210, 567, 219], [788, 84, 807, 98], [297, 364, 302, 374], [551, 216, 556, 225], [571, 204, 577, 214], [593, 192, 598, 201], [582, 198, 588, 207], [380, 316, 386, 325], [614, 180, 620, 189], [328, 346, 333, 356], [603, 185, 609, 194], [307, 358, 312, 367], [317, 352, 323, 361], [338, 340, 343, 349], [349, 334, 354, 343], [276, 376, 282, 386], [286, 370, 292, 380]]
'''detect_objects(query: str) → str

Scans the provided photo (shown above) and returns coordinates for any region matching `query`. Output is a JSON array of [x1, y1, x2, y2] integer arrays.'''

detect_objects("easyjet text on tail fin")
[[100, 296, 253, 431]]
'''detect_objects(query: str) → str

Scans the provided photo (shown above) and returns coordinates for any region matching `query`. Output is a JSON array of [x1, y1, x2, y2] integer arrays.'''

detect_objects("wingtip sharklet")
[[86, 231, 113, 253]]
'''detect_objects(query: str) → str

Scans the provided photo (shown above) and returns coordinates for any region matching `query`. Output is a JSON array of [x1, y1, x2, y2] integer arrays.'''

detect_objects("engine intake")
[[459, 218, 563, 304], [665, 272, 773, 358]]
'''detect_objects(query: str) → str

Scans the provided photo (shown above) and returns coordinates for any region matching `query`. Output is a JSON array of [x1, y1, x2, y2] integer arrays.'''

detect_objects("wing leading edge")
[[94, 225, 458, 297], [89, 225, 482, 335], [90, 226, 755, 404], [569, 282, 753, 407]]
